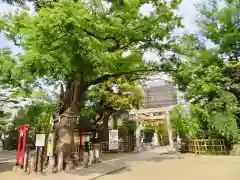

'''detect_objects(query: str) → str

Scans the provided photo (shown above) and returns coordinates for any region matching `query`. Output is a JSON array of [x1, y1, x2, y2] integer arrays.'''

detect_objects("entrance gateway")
[[129, 105, 175, 150]]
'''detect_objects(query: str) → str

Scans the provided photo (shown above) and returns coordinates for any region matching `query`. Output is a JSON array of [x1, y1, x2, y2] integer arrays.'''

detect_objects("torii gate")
[[129, 105, 175, 150]]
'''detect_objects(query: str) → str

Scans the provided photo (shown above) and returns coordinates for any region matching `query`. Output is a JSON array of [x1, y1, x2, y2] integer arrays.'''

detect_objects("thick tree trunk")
[[54, 73, 85, 170], [102, 112, 110, 142], [112, 115, 118, 129]]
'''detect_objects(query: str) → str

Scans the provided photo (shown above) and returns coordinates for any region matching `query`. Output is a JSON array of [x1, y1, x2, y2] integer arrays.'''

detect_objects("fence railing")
[[73, 140, 133, 155], [100, 141, 131, 153], [187, 139, 226, 155]]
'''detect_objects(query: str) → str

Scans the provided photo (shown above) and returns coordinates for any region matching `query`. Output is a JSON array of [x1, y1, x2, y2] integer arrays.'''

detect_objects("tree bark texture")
[[102, 112, 110, 142], [54, 73, 86, 170]]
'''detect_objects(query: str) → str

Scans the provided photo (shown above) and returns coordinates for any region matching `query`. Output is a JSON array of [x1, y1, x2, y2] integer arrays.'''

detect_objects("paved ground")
[[2, 147, 240, 180], [0, 147, 173, 180], [0, 150, 15, 164], [97, 154, 240, 180]]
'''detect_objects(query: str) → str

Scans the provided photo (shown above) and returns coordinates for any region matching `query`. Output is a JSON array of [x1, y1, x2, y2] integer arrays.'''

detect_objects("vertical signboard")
[[47, 133, 55, 156], [109, 130, 118, 150]]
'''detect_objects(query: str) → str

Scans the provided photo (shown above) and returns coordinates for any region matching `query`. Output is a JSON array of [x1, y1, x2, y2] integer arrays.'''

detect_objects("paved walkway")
[[0, 150, 15, 164], [0, 146, 174, 180], [96, 154, 240, 180], [70, 146, 174, 179]]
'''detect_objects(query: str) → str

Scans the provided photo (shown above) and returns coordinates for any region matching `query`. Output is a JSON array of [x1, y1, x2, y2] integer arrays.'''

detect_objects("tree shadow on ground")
[[69, 157, 130, 176], [68, 152, 184, 178], [147, 154, 184, 162], [0, 162, 14, 173]]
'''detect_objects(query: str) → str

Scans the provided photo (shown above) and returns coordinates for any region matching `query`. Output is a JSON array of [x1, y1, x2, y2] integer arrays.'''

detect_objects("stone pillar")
[[0, 140, 3, 150], [134, 120, 141, 152], [48, 156, 55, 173], [83, 152, 89, 168], [166, 113, 174, 147], [153, 131, 159, 147], [89, 150, 96, 165]]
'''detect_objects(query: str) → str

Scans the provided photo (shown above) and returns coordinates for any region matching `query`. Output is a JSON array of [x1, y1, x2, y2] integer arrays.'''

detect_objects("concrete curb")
[[89, 166, 128, 180], [0, 160, 15, 164]]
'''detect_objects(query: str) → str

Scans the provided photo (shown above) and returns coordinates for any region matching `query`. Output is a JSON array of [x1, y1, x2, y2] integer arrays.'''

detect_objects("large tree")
[[0, 0, 182, 169], [171, 0, 240, 143], [86, 77, 144, 141]]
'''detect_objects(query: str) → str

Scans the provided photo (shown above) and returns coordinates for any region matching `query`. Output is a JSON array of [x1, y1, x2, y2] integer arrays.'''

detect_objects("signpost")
[[47, 133, 55, 173], [47, 133, 54, 156], [109, 130, 118, 150], [35, 134, 46, 173], [35, 134, 46, 147]]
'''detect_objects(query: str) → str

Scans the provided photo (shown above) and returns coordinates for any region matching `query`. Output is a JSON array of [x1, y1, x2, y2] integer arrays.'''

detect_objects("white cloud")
[[177, 0, 204, 33], [0, 2, 16, 13]]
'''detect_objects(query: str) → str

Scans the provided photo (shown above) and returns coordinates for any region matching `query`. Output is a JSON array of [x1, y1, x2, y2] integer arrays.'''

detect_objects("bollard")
[[57, 151, 64, 172], [79, 150, 83, 162], [23, 151, 29, 173], [95, 149, 100, 163], [39, 147, 44, 173], [35, 147, 39, 173], [89, 150, 96, 164], [48, 156, 55, 173], [28, 152, 36, 174], [74, 153, 80, 166], [83, 152, 89, 168]]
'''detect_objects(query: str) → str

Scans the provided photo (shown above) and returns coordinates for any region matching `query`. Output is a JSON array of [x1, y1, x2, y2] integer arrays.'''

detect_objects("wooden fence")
[[188, 139, 227, 155]]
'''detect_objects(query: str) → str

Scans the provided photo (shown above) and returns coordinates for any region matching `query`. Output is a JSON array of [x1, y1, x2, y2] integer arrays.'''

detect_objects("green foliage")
[[2, 123, 19, 149], [81, 77, 144, 128], [143, 124, 154, 134], [0, 0, 182, 98], [88, 77, 144, 111], [0, 119, 7, 140], [155, 122, 168, 145], [14, 102, 54, 134], [122, 119, 136, 135], [118, 120, 136, 139], [170, 0, 240, 145], [1, 102, 54, 149], [170, 105, 200, 139]]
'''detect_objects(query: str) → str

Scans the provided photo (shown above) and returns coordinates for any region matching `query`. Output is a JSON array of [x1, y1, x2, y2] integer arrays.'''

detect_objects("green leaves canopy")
[[88, 77, 144, 111], [14, 102, 54, 133], [1, 0, 182, 91], [171, 0, 240, 142]]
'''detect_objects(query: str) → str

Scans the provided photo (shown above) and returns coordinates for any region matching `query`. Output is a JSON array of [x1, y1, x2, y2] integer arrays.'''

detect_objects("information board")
[[35, 134, 46, 147], [109, 130, 118, 150]]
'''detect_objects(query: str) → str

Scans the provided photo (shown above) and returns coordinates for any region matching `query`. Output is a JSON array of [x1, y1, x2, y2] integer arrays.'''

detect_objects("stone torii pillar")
[[165, 112, 174, 147], [134, 120, 141, 151]]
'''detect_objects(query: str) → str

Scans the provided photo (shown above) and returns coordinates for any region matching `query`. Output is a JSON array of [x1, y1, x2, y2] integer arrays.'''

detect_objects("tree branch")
[[95, 112, 103, 124], [0, 96, 21, 106], [87, 68, 158, 87], [80, 27, 116, 41]]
